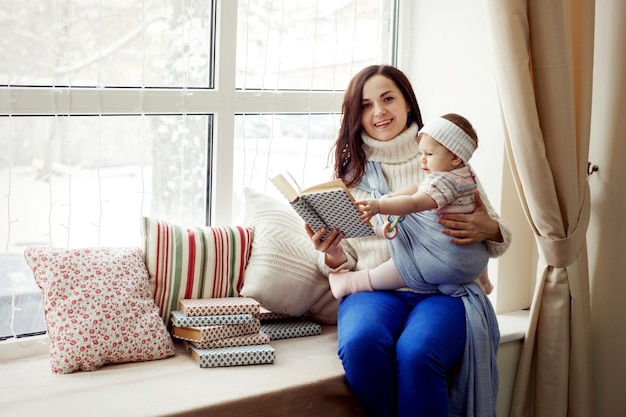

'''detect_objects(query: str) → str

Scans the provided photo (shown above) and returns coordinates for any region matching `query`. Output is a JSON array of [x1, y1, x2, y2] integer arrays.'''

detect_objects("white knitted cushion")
[[239, 187, 334, 318]]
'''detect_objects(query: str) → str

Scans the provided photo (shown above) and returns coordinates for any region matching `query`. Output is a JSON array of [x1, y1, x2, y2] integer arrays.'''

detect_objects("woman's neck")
[[361, 123, 420, 164]]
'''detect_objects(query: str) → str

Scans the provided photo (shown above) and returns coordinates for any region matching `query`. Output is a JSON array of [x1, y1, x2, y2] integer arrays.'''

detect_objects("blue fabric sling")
[[357, 161, 500, 417]]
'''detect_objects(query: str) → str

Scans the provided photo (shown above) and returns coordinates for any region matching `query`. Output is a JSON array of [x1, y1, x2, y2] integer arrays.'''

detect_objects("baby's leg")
[[368, 259, 406, 290], [328, 269, 373, 299], [478, 268, 494, 295], [328, 259, 406, 299]]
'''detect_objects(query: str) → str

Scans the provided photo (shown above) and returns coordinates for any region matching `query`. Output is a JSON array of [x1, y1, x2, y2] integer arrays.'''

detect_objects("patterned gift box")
[[190, 344, 276, 368], [260, 318, 322, 340], [172, 319, 261, 346], [170, 311, 254, 327], [189, 331, 271, 349], [178, 297, 260, 317]]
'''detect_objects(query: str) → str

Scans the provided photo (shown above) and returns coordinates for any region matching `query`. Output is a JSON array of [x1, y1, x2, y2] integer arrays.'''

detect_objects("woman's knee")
[[338, 319, 395, 362], [396, 337, 447, 377], [395, 295, 466, 373], [337, 292, 404, 362]]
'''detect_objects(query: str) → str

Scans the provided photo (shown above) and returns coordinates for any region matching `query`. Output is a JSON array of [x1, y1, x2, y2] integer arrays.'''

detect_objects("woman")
[[306, 65, 511, 417]]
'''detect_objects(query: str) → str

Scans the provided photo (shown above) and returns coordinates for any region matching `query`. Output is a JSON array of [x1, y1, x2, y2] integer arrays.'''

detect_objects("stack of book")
[[171, 297, 275, 368], [171, 297, 325, 368]]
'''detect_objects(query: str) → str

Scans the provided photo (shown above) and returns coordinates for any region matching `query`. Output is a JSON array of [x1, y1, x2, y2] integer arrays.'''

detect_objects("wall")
[[401, 0, 535, 314], [588, 1, 626, 416], [401, 1, 533, 415]]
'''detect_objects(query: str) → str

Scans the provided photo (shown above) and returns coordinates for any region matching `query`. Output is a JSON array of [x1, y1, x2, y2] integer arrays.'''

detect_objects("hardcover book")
[[189, 331, 271, 349], [178, 297, 261, 317], [172, 319, 261, 346], [270, 172, 375, 240], [170, 311, 254, 327], [190, 344, 276, 368], [260, 318, 322, 340], [257, 307, 294, 322]]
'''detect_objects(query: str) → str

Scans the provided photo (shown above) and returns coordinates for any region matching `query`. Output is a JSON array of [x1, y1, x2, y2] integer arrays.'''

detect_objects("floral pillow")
[[24, 246, 175, 374], [141, 217, 254, 323]]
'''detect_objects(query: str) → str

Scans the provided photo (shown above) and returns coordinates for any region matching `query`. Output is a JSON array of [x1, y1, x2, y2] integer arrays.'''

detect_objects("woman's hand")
[[437, 191, 503, 245], [305, 225, 347, 268]]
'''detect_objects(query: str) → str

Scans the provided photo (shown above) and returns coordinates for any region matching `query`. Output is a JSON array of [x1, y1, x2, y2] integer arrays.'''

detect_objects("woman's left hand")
[[437, 191, 503, 245]]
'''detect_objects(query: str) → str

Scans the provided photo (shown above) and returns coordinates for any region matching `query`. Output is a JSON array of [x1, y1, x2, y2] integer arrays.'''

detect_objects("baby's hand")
[[355, 199, 380, 223]]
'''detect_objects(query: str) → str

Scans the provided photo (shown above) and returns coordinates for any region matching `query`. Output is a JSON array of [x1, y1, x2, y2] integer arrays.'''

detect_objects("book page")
[[270, 172, 300, 202], [301, 178, 349, 196]]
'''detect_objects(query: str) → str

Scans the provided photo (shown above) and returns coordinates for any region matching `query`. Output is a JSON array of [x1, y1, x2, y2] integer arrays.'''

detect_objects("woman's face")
[[360, 74, 411, 142]]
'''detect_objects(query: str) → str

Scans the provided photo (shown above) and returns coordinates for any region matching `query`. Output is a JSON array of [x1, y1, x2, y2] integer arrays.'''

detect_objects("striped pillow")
[[141, 217, 254, 324]]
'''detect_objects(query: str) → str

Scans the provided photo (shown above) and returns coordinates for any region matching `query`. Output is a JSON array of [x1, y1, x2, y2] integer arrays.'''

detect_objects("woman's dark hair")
[[332, 65, 423, 188]]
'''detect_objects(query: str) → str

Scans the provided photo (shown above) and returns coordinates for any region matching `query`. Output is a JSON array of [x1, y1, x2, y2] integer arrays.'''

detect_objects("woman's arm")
[[438, 192, 500, 243], [438, 183, 512, 258]]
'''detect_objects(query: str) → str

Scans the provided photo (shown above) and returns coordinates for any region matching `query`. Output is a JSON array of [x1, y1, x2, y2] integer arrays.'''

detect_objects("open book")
[[270, 172, 375, 239]]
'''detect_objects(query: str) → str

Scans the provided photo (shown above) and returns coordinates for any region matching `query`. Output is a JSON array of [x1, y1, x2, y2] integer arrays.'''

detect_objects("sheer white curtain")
[[0, 0, 396, 344], [0, 1, 213, 341]]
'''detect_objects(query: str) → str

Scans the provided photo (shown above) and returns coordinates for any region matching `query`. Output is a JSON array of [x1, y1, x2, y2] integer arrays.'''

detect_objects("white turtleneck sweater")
[[317, 123, 511, 277]]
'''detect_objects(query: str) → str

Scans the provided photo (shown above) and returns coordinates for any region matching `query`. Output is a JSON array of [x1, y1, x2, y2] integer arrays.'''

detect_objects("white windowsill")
[[0, 310, 529, 361], [497, 309, 529, 344], [0, 334, 50, 361], [0, 312, 529, 417]]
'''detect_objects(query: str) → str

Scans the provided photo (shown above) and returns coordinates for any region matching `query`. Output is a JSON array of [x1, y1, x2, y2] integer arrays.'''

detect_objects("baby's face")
[[417, 134, 458, 175]]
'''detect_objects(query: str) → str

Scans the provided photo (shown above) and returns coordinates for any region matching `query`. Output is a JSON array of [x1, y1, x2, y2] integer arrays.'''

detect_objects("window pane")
[[0, 115, 210, 339], [236, 0, 392, 90], [233, 113, 340, 205], [0, 1, 214, 87], [0, 254, 45, 339]]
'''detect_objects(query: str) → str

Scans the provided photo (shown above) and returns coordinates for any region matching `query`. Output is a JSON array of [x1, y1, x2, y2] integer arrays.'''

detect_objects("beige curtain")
[[481, 1, 595, 416]]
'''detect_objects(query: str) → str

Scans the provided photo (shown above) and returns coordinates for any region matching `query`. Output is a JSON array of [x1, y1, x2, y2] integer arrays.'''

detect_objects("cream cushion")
[[240, 187, 337, 321]]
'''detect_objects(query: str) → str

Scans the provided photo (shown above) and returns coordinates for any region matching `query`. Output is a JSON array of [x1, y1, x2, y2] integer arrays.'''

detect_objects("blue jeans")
[[337, 291, 466, 417]]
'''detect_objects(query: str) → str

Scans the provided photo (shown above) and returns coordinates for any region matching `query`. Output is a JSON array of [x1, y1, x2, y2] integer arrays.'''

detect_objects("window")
[[0, 2, 215, 87], [0, 0, 397, 341]]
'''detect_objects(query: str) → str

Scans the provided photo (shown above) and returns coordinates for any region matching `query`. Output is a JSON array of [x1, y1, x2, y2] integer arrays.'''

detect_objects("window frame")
[[0, 0, 398, 225], [0, 0, 532, 354], [0, 0, 401, 346]]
